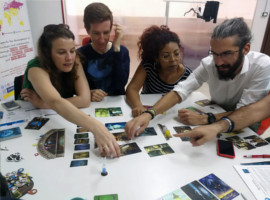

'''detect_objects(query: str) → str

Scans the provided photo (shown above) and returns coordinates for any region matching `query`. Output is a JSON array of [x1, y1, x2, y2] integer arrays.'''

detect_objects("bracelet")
[[148, 108, 156, 116], [220, 117, 234, 133], [142, 110, 155, 120]]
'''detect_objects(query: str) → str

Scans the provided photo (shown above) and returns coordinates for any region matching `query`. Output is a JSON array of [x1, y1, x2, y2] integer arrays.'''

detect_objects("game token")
[[34, 153, 39, 156], [28, 189, 38, 195], [18, 168, 24, 173]]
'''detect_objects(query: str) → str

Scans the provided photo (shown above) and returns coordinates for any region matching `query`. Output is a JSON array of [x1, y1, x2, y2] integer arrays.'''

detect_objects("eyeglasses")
[[208, 50, 239, 60], [44, 24, 69, 32], [160, 51, 181, 62]]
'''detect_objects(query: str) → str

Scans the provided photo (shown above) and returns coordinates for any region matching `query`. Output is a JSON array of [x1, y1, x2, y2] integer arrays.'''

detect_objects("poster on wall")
[[0, 0, 35, 101]]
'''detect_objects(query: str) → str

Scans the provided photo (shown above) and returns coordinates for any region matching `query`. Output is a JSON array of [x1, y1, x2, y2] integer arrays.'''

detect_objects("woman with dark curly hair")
[[126, 25, 192, 117], [19, 24, 120, 157]]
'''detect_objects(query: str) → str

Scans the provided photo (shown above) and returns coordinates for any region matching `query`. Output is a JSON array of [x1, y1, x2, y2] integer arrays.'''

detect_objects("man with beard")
[[125, 17, 270, 139]]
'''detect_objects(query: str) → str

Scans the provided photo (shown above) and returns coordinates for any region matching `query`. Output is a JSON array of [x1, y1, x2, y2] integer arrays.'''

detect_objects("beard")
[[215, 51, 244, 80]]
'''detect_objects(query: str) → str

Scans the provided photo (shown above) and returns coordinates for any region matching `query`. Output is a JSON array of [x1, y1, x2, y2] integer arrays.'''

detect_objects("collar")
[[238, 55, 249, 75]]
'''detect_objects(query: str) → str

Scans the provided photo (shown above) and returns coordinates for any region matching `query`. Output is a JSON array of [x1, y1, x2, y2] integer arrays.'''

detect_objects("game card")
[[225, 136, 255, 150], [0, 127, 22, 141], [181, 180, 218, 200], [195, 99, 214, 107], [94, 194, 118, 200], [186, 106, 206, 115], [25, 117, 49, 130], [70, 160, 88, 167], [95, 107, 123, 117], [74, 133, 89, 139], [243, 135, 269, 147], [199, 173, 239, 200], [139, 127, 157, 136], [162, 189, 191, 200], [144, 143, 174, 157], [76, 127, 89, 133], [74, 144, 90, 151], [113, 132, 129, 141], [173, 126, 191, 141], [74, 139, 89, 144], [120, 142, 141, 156], [105, 122, 126, 131], [73, 151, 89, 159]]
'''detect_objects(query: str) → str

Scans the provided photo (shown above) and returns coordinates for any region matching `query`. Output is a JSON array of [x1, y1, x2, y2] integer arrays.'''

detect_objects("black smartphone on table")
[[217, 139, 235, 159]]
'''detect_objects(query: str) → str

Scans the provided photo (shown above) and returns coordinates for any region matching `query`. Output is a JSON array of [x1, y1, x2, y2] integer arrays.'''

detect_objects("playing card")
[[70, 160, 88, 167], [113, 132, 129, 141], [73, 152, 89, 159], [181, 180, 218, 200], [0, 127, 22, 141], [162, 189, 191, 200], [25, 117, 49, 130], [74, 144, 90, 151], [173, 126, 191, 141], [95, 107, 123, 117], [74, 139, 89, 144], [243, 135, 269, 147], [225, 136, 255, 150], [76, 127, 89, 133], [120, 142, 141, 156], [195, 99, 214, 107], [74, 133, 89, 139], [139, 127, 157, 136], [199, 173, 239, 200], [94, 194, 118, 200], [144, 143, 174, 157], [105, 122, 126, 131]]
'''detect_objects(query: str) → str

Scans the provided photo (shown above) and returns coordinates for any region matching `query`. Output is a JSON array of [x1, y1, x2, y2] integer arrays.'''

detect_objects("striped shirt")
[[141, 63, 192, 94]]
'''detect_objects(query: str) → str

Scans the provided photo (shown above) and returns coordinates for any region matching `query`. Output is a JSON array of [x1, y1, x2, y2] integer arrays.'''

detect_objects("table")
[[1, 92, 268, 200]]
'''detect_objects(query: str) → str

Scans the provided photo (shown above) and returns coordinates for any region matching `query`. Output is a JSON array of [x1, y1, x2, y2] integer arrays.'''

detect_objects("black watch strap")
[[207, 112, 216, 124]]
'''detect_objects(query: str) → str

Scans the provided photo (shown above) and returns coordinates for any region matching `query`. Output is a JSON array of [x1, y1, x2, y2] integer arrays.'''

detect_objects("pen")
[[244, 155, 270, 158], [158, 124, 172, 139], [0, 119, 27, 127]]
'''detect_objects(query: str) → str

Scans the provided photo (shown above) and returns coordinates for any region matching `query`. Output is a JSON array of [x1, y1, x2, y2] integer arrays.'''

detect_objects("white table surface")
[[1, 92, 269, 200]]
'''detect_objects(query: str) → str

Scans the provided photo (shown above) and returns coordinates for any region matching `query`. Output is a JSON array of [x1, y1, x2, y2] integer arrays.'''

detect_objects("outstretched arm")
[[27, 67, 120, 157], [126, 64, 147, 117], [175, 95, 270, 146]]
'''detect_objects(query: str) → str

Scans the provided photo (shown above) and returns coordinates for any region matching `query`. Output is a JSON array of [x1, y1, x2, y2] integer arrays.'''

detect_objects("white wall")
[[251, 0, 270, 51], [27, 0, 63, 53]]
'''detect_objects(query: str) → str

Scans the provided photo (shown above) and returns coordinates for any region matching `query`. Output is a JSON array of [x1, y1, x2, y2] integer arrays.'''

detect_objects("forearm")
[[126, 89, 143, 108], [153, 91, 181, 115], [66, 95, 90, 108]]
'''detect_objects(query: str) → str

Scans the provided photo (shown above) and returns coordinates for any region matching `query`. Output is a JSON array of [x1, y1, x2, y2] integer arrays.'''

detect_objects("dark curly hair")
[[38, 24, 78, 97], [138, 25, 182, 64]]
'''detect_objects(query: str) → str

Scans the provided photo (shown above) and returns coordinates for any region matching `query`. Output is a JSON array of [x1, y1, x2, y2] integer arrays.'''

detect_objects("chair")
[[82, 36, 91, 46], [14, 75, 24, 100]]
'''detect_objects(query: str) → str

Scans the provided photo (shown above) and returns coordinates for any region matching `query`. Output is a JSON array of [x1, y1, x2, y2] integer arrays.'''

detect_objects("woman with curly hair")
[[20, 24, 120, 157], [126, 25, 192, 117]]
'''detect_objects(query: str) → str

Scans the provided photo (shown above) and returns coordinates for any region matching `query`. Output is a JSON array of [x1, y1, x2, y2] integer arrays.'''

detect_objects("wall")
[[27, 0, 63, 53], [251, 0, 270, 51]]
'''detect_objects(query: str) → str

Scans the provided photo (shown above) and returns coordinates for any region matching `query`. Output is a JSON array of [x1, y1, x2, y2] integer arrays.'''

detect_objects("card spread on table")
[[70, 160, 88, 167], [74, 133, 89, 139], [181, 180, 218, 200], [225, 136, 255, 150], [74, 144, 90, 151], [119, 142, 141, 156], [161, 188, 191, 200], [105, 122, 126, 131], [243, 135, 269, 147], [0, 127, 22, 141], [173, 126, 191, 141], [25, 117, 49, 130], [186, 106, 206, 115], [73, 152, 89, 159], [95, 107, 123, 117], [195, 99, 214, 107], [199, 173, 239, 200], [139, 127, 157, 136], [74, 139, 89, 144], [94, 194, 118, 200], [144, 143, 174, 157], [76, 127, 89, 133]]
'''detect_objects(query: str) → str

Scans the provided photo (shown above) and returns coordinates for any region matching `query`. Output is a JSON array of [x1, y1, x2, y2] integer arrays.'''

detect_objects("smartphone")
[[217, 139, 235, 159], [1, 100, 21, 111]]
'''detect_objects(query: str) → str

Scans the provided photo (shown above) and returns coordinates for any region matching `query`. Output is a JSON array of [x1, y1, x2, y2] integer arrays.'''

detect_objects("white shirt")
[[173, 51, 270, 111]]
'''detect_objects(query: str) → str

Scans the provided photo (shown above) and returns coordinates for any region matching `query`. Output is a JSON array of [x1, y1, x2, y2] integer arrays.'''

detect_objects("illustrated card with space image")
[[199, 173, 239, 200], [139, 127, 157, 136], [95, 107, 123, 117], [74, 144, 90, 151], [73, 151, 89, 159], [74, 139, 89, 144], [119, 142, 141, 156], [105, 122, 126, 131], [70, 160, 88, 167], [144, 143, 174, 157], [161, 188, 191, 200], [225, 136, 255, 150], [181, 180, 218, 200], [243, 135, 269, 147], [173, 126, 191, 141], [113, 131, 129, 141], [74, 133, 89, 139], [25, 117, 49, 130]]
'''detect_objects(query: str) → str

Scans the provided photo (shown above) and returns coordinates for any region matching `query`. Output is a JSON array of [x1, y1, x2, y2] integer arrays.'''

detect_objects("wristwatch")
[[207, 112, 216, 124]]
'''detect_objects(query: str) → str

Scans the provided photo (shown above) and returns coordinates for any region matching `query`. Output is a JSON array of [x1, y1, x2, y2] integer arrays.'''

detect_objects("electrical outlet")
[[262, 12, 268, 17]]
